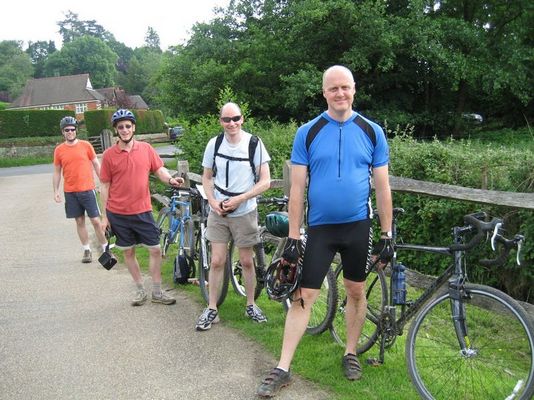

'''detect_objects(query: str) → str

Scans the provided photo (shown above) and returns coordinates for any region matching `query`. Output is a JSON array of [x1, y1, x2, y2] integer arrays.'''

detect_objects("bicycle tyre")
[[330, 262, 388, 354], [228, 240, 264, 300], [156, 208, 174, 257], [197, 230, 229, 307], [283, 267, 338, 335], [406, 283, 534, 400]]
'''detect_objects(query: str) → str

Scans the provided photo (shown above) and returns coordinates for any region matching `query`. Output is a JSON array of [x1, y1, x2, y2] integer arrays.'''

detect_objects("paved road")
[[0, 169, 331, 400]]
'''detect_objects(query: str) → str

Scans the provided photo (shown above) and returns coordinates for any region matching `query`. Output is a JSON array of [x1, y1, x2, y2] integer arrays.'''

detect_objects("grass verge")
[[123, 227, 420, 400]]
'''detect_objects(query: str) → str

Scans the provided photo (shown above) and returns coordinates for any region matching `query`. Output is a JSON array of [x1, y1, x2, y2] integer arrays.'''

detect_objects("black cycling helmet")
[[265, 257, 302, 302], [60, 116, 78, 130], [111, 109, 136, 126], [265, 211, 289, 238]]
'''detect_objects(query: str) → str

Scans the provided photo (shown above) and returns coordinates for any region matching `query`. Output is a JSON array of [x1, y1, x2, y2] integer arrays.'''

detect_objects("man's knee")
[[345, 281, 366, 301]]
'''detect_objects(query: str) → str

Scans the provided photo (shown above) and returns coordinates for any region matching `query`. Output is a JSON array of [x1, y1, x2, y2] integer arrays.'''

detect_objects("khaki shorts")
[[206, 210, 259, 248]]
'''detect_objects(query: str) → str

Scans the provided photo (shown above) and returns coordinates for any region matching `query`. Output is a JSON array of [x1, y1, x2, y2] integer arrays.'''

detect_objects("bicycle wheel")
[[197, 230, 229, 307], [228, 240, 265, 300], [283, 267, 338, 335], [156, 207, 173, 257], [330, 262, 388, 354], [406, 283, 534, 400]]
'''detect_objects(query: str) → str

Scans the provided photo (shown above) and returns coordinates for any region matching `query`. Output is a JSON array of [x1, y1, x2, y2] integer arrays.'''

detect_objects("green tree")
[[57, 11, 115, 44], [26, 40, 56, 78], [144, 27, 162, 51], [43, 36, 118, 88], [0, 40, 34, 99], [117, 47, 162, 106]]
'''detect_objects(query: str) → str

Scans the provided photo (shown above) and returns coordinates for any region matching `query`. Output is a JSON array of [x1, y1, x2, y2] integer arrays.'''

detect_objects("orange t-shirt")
[[53, 140, 97, 192]]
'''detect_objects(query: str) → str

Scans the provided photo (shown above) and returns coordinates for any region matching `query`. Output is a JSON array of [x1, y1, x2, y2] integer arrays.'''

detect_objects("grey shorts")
[[64, 190, 101, 219], [206, 210, 259, 248]]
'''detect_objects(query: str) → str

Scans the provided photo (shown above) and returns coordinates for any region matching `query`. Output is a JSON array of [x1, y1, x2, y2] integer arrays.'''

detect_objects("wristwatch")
[[381, 231, 392, 238]]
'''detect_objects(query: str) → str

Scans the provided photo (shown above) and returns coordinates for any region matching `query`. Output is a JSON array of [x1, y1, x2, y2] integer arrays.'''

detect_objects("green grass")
[[128, 231, 418, 400], [0, 155, 53, 167], [111, 204, 534, 400]]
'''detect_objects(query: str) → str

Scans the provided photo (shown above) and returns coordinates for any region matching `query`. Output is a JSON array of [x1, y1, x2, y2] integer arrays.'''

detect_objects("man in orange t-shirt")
[[53, 116, 108, 263]]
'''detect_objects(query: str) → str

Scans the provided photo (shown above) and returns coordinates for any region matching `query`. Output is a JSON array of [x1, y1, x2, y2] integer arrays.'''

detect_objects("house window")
[[75, 103, 88, 114]]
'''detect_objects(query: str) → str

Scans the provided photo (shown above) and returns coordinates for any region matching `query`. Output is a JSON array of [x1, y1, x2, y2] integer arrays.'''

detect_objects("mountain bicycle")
[[227, 196, 289, 301], [330, 209, 534, 400], [156, 187, 197, 284]]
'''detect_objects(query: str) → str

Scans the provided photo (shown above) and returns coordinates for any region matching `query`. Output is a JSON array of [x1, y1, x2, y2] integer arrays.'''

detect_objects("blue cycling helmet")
[[60, 116, 78, 130], [111, 109, 136, 126]]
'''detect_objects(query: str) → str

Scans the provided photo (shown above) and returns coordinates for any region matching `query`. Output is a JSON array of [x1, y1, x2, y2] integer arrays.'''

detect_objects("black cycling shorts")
[[300, 219, 372, 289]]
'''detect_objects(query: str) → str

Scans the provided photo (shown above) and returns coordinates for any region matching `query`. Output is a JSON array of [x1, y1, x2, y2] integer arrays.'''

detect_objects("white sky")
[[1, 0, 231, 51]]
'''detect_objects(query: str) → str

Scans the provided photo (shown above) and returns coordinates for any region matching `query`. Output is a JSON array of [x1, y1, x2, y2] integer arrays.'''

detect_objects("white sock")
[[102, 243, 108, 252], [82, 244, 91, 251]]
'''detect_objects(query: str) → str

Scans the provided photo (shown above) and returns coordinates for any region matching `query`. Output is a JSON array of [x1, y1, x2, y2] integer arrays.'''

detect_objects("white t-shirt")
[[202, 131, 270, 216]]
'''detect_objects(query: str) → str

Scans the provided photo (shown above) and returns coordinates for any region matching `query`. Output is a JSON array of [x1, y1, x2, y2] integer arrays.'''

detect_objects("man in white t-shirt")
[[195, 102, 271, 331]]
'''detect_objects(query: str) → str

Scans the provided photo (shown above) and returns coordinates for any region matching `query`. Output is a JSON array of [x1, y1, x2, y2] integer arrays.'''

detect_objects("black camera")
[[98, 250, 117, 270], [98, 227, 117, 270]]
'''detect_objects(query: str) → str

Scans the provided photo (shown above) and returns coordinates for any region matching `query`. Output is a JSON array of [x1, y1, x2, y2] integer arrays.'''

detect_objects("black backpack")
[[212, 133, 260, 197]]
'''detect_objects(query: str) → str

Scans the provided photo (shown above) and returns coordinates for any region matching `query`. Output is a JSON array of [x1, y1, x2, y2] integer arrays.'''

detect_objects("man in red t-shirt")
[[100, 109, 184, 306], [53, 116, 108, 263]]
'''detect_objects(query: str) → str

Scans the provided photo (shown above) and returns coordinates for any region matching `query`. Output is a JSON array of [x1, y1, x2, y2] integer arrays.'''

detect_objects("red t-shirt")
[[53, 140, 97, 192], [100, 141, 163, 215]]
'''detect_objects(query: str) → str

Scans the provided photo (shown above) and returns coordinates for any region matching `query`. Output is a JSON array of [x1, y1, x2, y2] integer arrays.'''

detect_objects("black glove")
[[282, 238, 303, 264], [372, 238, 394, 264]]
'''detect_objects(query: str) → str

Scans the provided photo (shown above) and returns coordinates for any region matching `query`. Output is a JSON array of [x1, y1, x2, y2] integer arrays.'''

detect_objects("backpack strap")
[[212, 133, 261, 195], [212, 133, 225, 178], [248, 135, 260, 183]]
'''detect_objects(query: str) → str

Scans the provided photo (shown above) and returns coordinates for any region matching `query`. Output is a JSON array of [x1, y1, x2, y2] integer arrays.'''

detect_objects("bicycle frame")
[[167, 193, 193, 250], [370, 218, 484, 364]]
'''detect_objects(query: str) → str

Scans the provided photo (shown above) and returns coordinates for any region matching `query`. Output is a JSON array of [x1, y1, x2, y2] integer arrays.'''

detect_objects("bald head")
[[219, 102, 242, 117], [322, 65, 355, 89]]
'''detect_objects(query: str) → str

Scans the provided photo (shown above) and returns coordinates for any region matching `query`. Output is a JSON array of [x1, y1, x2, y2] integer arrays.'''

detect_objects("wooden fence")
[[168, 159, 534, 210], [158, 159, 533, 315]]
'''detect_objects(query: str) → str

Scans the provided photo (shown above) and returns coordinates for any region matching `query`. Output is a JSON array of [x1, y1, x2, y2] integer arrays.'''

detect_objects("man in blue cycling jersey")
[[258, 65, 393, 397]]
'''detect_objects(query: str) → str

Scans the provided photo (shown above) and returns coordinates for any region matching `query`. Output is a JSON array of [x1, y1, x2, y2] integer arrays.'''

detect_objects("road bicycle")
[[156, 187, 197, 284], [195, 185, 230, 306], [330, 209, 534, 400]]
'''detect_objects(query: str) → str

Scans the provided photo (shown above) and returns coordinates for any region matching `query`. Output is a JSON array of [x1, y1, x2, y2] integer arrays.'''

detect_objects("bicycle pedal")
[[366, 358, 383, 366]]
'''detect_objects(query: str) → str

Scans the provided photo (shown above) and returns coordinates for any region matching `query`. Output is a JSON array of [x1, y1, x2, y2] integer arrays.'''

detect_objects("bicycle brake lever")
[[516, 236, 524, 266], [491, 222, 502, 251]]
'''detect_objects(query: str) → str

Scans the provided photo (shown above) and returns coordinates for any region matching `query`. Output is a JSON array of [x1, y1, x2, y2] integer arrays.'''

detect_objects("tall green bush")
[[388, 134, 533, 302], [178, 120, 533, 302]]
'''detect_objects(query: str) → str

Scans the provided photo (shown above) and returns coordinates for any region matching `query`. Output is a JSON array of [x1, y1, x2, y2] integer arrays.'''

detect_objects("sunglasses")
[[220, 115, 242, 123], [63, 128, 76, 132], [116, 124, 133, 130]]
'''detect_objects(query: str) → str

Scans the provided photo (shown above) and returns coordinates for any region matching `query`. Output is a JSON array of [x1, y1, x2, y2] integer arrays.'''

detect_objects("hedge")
[[84, 109, 165, 136], [0, 110, 75, 139]]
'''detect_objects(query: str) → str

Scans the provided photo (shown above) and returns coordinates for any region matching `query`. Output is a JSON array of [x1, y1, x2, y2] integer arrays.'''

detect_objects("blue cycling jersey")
[[291, 111, 389, 226]]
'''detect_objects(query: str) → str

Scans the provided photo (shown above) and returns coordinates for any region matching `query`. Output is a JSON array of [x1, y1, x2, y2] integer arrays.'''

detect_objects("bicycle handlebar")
[[479, 234, 525, 267], [448, 212, 502, 251], [165, 186, 201, 198], [257, 196, 289, 207]]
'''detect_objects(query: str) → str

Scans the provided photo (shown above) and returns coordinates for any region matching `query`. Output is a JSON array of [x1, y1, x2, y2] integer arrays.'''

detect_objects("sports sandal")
[[257, 367, 291, 397], [342, 353, 362, 380]]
